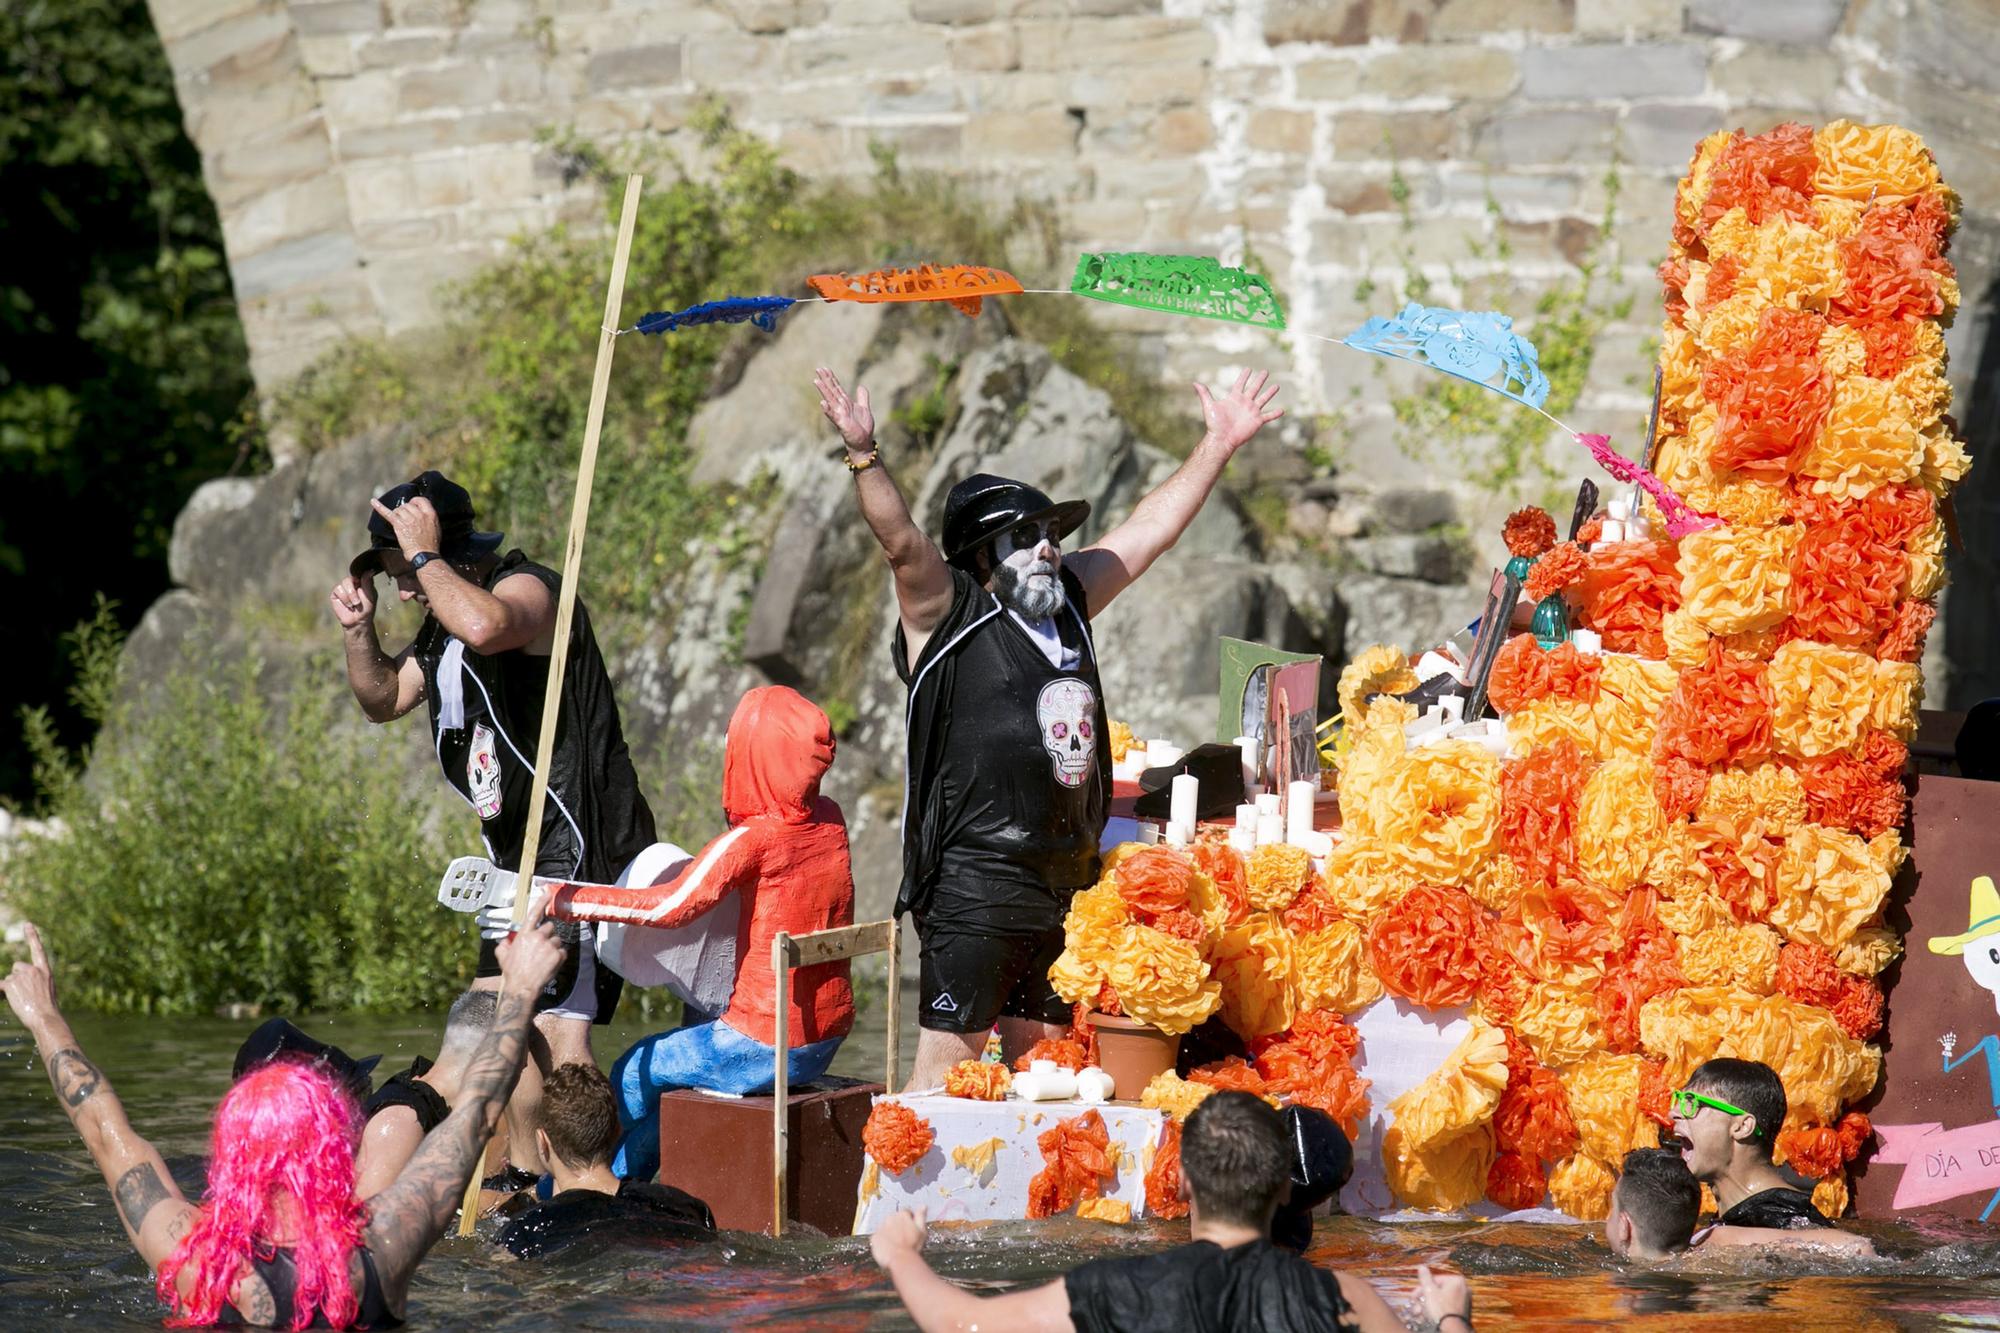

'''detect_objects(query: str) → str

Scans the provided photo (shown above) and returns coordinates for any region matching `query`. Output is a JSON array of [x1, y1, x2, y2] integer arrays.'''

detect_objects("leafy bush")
[[5, 603, 465, 1013]]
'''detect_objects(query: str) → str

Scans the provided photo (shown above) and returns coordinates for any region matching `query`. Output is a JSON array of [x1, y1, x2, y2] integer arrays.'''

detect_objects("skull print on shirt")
[[468, 721, 503, 819], [1037, 677, 1098, 789]]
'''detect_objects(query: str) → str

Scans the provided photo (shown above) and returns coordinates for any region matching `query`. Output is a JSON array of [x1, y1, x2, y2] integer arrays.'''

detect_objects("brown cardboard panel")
[[1854, 775, 2000, 1221], [658, 1077, 881, 1235]]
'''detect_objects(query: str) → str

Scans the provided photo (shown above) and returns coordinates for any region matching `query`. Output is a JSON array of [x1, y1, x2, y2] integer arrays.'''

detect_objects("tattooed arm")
[[1, 925, 196, 1268], [363, 911, 565, 1311]]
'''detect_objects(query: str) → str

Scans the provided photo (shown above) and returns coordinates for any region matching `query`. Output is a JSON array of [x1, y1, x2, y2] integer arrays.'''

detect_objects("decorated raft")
[[846, 117, 1973, 1231]]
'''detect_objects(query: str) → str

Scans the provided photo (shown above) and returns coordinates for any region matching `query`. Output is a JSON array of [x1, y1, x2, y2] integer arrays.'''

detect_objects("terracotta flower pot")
[[1087, 1011, 1181, 1099]]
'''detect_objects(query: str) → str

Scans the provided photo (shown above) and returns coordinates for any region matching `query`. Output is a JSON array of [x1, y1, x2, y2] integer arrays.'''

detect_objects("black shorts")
[[915, 917, 1070, 1034], [476, 928, 623, 1025]]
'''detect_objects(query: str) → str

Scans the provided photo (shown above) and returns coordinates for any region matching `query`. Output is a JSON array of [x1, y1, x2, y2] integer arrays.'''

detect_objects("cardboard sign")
[[1216, 637, 1319, 746]]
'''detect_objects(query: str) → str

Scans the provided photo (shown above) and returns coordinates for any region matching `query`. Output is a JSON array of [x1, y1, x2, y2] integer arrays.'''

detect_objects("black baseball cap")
[[939, 473, 1090, 571], [349, 470, 504, 578], [232, 1018, 382, 1102]]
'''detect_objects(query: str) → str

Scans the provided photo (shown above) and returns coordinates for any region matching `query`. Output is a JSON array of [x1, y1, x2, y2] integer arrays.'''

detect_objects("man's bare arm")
[[814, 369, 954, 660], [413, 566, 555, 656], [333, 573, 425, 721], [354, 1106, 426, 1199], [1066, 368, 1282, 616], [883, 1255, 1073, 1333]]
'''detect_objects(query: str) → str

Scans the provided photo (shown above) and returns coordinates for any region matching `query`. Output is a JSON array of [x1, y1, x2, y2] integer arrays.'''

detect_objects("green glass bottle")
[[1531, 593, 1571, 649], [1504, 553, 1535, 582]]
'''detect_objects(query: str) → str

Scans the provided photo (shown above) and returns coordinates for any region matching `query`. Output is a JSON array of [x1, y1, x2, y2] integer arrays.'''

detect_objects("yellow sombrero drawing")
[[1928, 875, 2000, 955]]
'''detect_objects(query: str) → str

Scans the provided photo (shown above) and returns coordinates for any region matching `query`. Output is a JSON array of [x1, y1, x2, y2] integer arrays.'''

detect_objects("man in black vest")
[[330, 470, 658, 1170], [813, 365, 1283, 1089]]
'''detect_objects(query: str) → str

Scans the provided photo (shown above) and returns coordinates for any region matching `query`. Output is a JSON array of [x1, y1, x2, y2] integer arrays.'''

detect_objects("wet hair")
[[1687, 1058, 1786, 1149], [1615, 1148, 1702, 1253], [1180, 1091, 1291, 1227], [439, 989, 497, 1054], [540, 1062, 620, 1171], [158, 1061, 366, 1329]]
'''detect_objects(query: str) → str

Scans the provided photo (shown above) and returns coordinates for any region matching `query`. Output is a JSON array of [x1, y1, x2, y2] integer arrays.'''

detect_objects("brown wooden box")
[[657, 1075, 881, 1235]]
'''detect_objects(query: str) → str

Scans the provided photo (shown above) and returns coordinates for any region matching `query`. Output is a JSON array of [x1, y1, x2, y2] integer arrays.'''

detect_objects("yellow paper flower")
[[1561, 1054, 1660, 1165], [1578, 753, 1665, 893], [1663, 609, 1711, 670], [1388, 1022, 1510, 1153], [1591, 656, 1676, 762], [1548, 1152, 1617, 1221], [1246, 844, 1314, 913], [1817, 324, 1868, 379], [1320, 834, 1417, 921], [1892, 357, 1952, 430], [1638, 987, 1879, 1129], [1708, 479, 1792, 529], [1678, 523, 1798, 636], [1367, 742, 1502, 882], [1704, 210, 1843, 312], [1338, 644, 1420, 723], [1513, 983, 1605, 1070], [1872, 660, 1923, 741], [1797, 376, 1924, 500], [1678, 131, 1733, 227], [1211, 915, 1296, 1040], [1810, 195, 1865, 238], [1504, 698, 1598, 761], [1691, 289, 1767, 360], [1659, 325, 1704, 428], [1771, 825, 1896, 954], [1075, 1196, 1131, 1224], [1102, 925, 1224, 1036], [1337, 700, 1413, 837], [1813, 120, 1941, 204], [1648, 822, 1715, 903], [1066, 880, 1132, 945], [1464, 852, 1526, 915], [1049, 950, 1106, 1007], [1769, 640, 1878, 758], [1918, 421, 1973, 500], [1185, 865, 1233, 938], [1677, 922, 1782, 993], [1383, 1122, 1495, 1213], [1813, 1175, 1849, 1220], [1903, 515, 1948, 600], [1657, 888, 1738, 938], [1837, 927, 1903, 978], [1141, 1070, 1215, 1121], [1108, 719, 1135, 764], [1697, 763, 1807, 837], [1294, 921, 1383, 1015]]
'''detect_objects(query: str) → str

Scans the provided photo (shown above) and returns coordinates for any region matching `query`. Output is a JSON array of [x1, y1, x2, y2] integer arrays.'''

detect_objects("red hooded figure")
[[546, 687, 857, 1179]]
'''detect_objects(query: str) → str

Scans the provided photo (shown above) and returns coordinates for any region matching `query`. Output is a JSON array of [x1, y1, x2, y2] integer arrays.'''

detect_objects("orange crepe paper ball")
[[1015, 1038, 1092, 1073], [1578, 541, 1682, 658], [1027, 1109, 1116, 1219], [1114, 846, 1195, 916], [1500, 739, 1592, 890], [1488, 1151, 1550, 1211], [943, 1060, 1013, 1101], [1505, 507, 1558, 559], [1368, 885, 1486, 1008], [863, 1101, 935, 1176], [1146, 1118, 1189, 1220]]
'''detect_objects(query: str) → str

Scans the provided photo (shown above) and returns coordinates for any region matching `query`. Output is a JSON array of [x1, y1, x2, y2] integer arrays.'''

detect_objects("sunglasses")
[[1670, 1088, 1758, 1131], [1006, 520, 1062, 551]]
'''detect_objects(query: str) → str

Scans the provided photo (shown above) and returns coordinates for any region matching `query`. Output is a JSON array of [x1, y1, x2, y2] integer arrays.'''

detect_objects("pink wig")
[[157, 1060, 368, 1329]]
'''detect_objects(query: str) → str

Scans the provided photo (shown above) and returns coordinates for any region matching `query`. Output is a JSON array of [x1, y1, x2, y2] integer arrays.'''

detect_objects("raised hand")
[[1418, 1263, 1472, 1328], [814, 368, 875, 454], [330, 573, 378, 630], [869, 1206, 928, 1268], [1193, 367, 1284, 455], [494, 902, 565, 998], [371, 495, 443, 560], [0, 923, 58, 1029]]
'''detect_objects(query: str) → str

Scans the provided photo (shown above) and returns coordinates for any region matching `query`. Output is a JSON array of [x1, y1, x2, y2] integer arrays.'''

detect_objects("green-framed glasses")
[[1670, 1088, 1749, 1121]]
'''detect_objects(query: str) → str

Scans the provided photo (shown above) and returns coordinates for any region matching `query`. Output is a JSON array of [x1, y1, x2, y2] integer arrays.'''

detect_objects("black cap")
[[349, 470, 505, 578], [939, 473, 1090, 571], [1271, 1106, 1353, 1252], [232, 1018, 382, 1102], [1132, 742, 1247, 821]]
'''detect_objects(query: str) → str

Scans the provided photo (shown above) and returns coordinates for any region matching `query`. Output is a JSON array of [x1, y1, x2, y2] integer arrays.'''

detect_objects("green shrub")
[[5, 602, 465, 1013]]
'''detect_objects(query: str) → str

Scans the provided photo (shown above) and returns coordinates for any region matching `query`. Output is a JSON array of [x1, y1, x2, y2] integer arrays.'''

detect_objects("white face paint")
[[1964, 938, 2000, 1018], [991, 520, 1065, 620]]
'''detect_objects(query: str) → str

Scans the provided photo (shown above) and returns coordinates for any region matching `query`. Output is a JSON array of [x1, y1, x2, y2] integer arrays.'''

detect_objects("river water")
[[5, 997, 2000, 1330]]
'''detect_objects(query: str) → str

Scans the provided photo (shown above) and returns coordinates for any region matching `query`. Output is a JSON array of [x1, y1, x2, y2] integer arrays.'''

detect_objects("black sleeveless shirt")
[[219, 1245, 399, 1328], [413, 551, 655, 882], [1063, 1239, 1360, 1333], [894, 566, 1110, 934]]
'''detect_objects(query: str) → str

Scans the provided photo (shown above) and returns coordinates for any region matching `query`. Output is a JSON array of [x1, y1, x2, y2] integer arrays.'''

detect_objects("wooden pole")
[[771, 933, 793, 1237], [455, 172, 645, 1237]]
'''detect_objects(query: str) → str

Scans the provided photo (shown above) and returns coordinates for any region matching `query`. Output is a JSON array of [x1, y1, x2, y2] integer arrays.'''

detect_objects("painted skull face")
[[1037, 677, 1097, 788], [468, 722, 503, 819]]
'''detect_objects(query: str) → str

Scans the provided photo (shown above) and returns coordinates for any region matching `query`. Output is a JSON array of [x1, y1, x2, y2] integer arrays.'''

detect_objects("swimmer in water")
[[0, 913, 565, 1328], [496, 1062, 714, 1260], [1669, 1059, 1834, 1230], [1606, 1148, 1876, 1261], [871, 1091, 1473, 1332]]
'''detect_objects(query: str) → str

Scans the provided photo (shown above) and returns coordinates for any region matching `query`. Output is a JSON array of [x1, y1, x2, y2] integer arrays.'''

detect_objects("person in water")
[[1671, 1058, 1831, 1229], [1605, 1148, 1875, 1261], [496, 1062, 715, 1259], [871, 1091, 1473, 1333], [355, 989, 497, 1198], [546, 686, 856, 1181], [1, 914, 564, 1328]]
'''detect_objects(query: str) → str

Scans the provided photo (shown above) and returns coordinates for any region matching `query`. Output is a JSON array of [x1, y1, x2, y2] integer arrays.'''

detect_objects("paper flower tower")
[[1330, 120, 1970, 1220]]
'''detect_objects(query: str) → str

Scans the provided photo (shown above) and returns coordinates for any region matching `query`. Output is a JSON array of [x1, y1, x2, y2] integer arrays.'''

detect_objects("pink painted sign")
[[1874, 1120, 2000, 1209]]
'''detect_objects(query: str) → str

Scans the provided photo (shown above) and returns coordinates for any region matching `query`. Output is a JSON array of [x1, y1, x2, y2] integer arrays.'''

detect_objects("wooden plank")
[[771, 932, 791, 1238], [784, 920, 895, 968], [454, 172, 645, 1238], [886, 919, 901, 1091]]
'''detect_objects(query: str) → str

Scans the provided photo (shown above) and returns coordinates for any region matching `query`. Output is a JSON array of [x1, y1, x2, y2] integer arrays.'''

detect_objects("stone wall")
[[144, 0, 2000, 697]]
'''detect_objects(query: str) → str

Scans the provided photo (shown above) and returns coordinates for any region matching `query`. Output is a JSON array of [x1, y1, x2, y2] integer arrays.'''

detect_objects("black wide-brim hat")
[[1132, 742, 1246, 821], [350, 469, 505, 578], [232, 1017, 382, 1102], [940, 472, 1091, 569]]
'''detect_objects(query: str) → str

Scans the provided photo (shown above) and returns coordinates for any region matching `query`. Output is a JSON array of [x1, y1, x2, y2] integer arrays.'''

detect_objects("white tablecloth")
[[852, 1094, 1169, 1234]]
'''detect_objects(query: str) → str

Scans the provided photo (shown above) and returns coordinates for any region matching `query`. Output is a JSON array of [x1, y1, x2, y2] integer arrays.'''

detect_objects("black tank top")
[[219, 1245, 399, 1328], [413, 551, 656, 882], [900, 567, 1108, 935], [362, 1058, 449, 1134], [1063, 1239, 1360, 1333]]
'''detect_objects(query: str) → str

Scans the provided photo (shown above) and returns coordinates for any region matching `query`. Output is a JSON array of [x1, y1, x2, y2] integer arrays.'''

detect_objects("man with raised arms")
[[815, 365, 1284, 1089]]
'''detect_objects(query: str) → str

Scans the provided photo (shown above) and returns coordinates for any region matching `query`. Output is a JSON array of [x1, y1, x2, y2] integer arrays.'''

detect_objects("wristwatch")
[[409, 550, 441, 572]]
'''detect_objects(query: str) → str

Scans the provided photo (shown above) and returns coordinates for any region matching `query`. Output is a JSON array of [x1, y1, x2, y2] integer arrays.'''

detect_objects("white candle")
[[1076, 1067, 1115, 1102], [1147, 740, 1181, 769], [1441, 694, 1464, 724], [1228, 825, 1257, 853], [1137, 821, 1161, 845], [1571, 629, 1602, 655], [1256, 792, 1281, 816], [1164, 821, 1191, 847], [1235, 802, 1258, 832], [1257, 812, 1284, 846], [1170, 773, 1199, 831], [1235, 734, 1259, 791], [1286, 779, 1316, 845]]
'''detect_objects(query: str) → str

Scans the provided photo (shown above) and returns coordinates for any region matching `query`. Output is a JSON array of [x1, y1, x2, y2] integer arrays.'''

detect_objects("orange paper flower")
[[1578, 541, 1682, 658], [1190, 839, 1252, 928], [1654, 641, 1774, 772], [863, 1101, 935, 1176], [1027, 1109, 1115, 1219], [1701, 314, 1833, 480], [1146, 1119, 1188, 1219], [1500, 738, 1591, 889], [1877, 598, 1938, 663], [1014, 1039, 1091, 1074], [1787, 514, 1906, 649], [1796, 751, 1907, 839], [1525, 542, 1589, 602], [1833, 975, 1886, 1041], [1488, 1151, 1548, 1210], [1504, 507, 1558, 558], [1190, 1056, 1268, 1094], [1368, 885, 1486, 1008], [1253, 1011, 1372, 1137], [1114, 846, 1195, 916], [943, 1060, 1013, 1101], [1495, 1035, 1580, 1163]]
